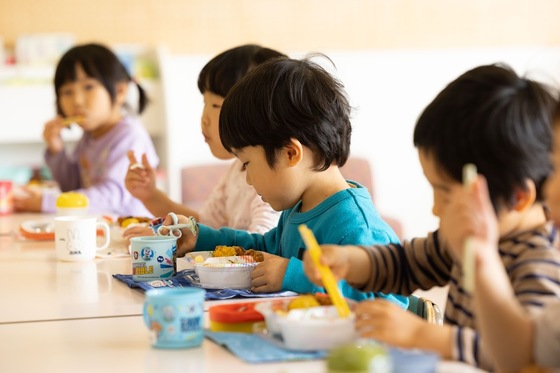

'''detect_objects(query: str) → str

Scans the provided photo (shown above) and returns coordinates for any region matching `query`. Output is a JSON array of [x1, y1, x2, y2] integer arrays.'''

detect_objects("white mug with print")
[[54, 216, 110, 261]]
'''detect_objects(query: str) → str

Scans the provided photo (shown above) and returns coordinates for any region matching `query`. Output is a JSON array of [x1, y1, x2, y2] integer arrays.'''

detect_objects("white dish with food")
[[194, 256, 258, 289], [276, 306, 356, 351]]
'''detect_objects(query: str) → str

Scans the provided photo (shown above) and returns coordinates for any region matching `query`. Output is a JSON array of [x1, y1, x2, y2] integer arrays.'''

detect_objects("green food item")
[[327, 341, 391, 373]]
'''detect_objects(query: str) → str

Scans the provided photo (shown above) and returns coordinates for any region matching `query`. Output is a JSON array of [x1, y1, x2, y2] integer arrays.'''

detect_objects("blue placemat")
[[113, 269, 298, 300], [205, 330, 326, 363], [205, 331, 439, 371]]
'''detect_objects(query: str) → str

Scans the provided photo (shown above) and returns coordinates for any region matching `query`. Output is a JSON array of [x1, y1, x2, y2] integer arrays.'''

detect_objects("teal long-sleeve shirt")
[[194, 181, 408, 308]]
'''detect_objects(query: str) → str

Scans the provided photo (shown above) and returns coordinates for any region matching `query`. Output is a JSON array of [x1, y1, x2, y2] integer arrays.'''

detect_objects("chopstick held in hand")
[[462, 163, 477, 293]]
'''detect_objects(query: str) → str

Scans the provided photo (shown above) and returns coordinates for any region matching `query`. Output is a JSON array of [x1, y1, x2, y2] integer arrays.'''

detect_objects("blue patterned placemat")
[[205, 331, 439, 371], [205, 331, 326, 363], [113, 269, 298, 300]]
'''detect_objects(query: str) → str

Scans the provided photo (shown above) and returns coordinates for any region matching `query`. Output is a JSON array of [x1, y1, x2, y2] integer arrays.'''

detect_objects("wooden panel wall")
[[1, 0, 559, 54]]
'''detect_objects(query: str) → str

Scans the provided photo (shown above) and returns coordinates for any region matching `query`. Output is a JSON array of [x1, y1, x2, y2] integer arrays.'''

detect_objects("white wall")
[[162, 46, 560, 240]]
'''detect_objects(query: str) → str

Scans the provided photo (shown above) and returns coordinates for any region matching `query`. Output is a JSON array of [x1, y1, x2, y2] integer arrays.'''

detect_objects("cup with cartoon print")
[[54, 216, 110, 261]]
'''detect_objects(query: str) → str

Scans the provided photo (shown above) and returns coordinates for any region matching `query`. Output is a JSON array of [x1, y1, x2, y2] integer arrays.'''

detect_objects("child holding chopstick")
[[438, 100, 560, 372], [302, 63, 560, 371], [149, 56, 407, 307], [14, 43, 158, 216]]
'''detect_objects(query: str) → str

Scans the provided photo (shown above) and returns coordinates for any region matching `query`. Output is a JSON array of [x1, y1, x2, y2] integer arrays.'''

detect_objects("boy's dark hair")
[[414, 63, 557, 210], [220, 56, 352, 171], [197, 44, 287, 97], [54, 43, 148, 115]]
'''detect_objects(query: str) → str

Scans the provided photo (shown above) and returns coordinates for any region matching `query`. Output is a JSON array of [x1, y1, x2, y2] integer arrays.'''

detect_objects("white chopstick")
[[462, 163, 477, 293]]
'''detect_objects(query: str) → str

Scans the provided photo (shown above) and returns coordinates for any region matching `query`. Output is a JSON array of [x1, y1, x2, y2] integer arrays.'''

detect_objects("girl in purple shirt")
[[14, 43, 158, 216]]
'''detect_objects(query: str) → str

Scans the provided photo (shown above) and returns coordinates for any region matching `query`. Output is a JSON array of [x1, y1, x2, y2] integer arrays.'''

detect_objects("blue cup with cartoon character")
[[130, 236, 178, 281], [143, 287, 206, 349], [54, 215, 110, 261]]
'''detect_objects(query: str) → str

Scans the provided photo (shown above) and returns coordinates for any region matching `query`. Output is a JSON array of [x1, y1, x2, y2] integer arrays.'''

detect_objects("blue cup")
[[143, 287, 206, 349], [131, 236, 177, 281]]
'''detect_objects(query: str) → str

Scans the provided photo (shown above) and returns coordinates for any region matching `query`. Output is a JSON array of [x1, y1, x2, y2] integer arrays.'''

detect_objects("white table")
[[0, 315, 486, 373], [0, 213, 486, 372]]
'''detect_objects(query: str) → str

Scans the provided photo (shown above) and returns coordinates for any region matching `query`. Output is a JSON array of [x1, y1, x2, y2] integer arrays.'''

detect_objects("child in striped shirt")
[[303, 63, 560, 371], [438, 98, 560, 372]]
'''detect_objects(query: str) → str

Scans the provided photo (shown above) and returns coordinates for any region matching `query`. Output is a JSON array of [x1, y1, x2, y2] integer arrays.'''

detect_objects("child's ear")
[[513, 179, 537, 212], [284, 138, 304, 166], [115, 81, 129, 105]]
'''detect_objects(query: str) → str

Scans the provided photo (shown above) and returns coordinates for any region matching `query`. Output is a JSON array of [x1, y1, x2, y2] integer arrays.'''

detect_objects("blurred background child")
[[149, 56, 406, 307], [13, 42, 158, 216], [125, 44, 284, 233], [438, 100, 560, 372], [302, 63, 560, 371]]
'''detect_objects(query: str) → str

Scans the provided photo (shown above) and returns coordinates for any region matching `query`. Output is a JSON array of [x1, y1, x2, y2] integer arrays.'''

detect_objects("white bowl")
[[194, 257, 257, 289], [254, 299, 291, 335], [276, 306, 356, 351]]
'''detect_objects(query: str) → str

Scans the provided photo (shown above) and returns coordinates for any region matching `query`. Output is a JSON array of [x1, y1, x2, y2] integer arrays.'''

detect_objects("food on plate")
[[117, 216, 151, 228], [288, 293, 335, 310], [288, 294, 321, 310], [212, 245, 264, 262], [194, 255, 205, 263]]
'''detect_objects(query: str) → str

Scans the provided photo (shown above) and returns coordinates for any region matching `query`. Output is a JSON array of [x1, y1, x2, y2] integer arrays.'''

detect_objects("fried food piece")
[[244, 249, 264, 262], [213, 245, 241, 257], [117, 216, 151, 227]]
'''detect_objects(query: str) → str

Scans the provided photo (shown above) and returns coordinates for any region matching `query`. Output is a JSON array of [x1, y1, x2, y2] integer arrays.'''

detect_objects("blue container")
[[143, 287, 206, 349]]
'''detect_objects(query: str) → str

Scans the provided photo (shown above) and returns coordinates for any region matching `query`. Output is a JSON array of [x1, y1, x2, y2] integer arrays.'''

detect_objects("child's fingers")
[[127, 150, 138, 165], [141, 153, 153, 171]]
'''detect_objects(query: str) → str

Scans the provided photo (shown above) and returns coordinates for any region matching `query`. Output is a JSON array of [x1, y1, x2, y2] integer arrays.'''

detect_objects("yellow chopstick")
[[462, 163, 477, 293], [298, 224, 351, 318], [61, 116, 84, 127]]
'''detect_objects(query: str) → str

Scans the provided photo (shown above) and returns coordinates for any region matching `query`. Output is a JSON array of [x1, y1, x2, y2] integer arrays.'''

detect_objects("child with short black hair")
[[303, 63, 560, 371], [437, 99, 560, 372], [14, 42, 158, 216], [162, 56, 406, 306]]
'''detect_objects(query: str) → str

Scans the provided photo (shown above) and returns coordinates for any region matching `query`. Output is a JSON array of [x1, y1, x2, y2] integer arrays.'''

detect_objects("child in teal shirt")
[[155, 56, 407, 307]]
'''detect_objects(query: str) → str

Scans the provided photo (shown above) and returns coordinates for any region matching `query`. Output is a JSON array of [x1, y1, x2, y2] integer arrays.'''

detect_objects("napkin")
[[113, 269, 298, 300]]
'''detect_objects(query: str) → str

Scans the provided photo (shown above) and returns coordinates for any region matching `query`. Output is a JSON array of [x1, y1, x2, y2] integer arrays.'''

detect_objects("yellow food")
[[288, 295, 321, 310], [194, 255, 205, 263], [120, 218, 140, 228]]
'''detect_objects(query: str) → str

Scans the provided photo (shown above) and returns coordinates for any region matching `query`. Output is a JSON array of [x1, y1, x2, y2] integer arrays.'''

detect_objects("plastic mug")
[[143, 287, 206, 349], [54, 216, 110, 261], [130, 236, 177, 281], [56, 192, 89, 216]]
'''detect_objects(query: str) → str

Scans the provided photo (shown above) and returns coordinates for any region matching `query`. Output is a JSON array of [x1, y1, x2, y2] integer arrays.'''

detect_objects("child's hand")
[[122, 225, 155, 242], [42, 117, 67, 154], [302, 245, 351, 286], [250, 252, 289, 293], [354, 299, 426, 350], [125, 151, 157, 202], [161, 213, 198, 257], [13, 186, 42, 212], [439, 175, 499, 265]]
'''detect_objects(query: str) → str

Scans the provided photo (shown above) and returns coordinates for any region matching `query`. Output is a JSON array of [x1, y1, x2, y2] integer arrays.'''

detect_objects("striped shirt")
[[360, 221, 560, 371]]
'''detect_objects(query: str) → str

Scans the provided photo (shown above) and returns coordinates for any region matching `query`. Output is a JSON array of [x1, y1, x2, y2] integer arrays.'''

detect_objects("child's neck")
[[499, 203, 548, 240], [299, 167, 350, 213]]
